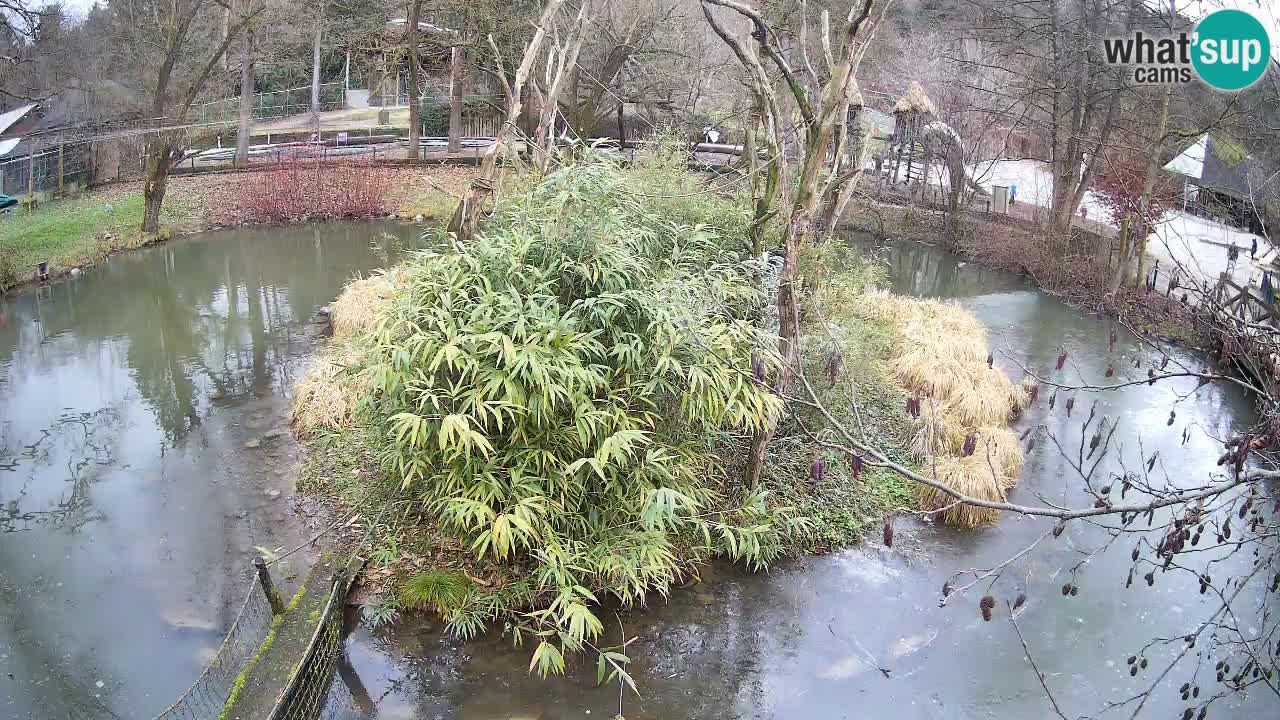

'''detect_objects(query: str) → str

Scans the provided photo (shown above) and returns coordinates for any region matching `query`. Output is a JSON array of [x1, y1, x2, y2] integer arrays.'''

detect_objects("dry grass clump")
[[858, 291, 1029, 527], [973, 425, 1025, 482], [291, 347, 366, 433], [910, 400, 951, 457], [919, 455, 1005, 526], [330, 269, 401, 340], [893, 81, 938, 115], [294, 268, 405, 433], [942, 368, 1025, 427]]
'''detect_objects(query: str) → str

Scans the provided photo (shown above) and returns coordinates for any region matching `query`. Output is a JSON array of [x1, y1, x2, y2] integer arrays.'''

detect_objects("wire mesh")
[[268, 575, 351, 720], [193, 83, 347, 125], [150, 577, 275, 720], [316, 664, 357, 720], [0, 143, 91, 197]]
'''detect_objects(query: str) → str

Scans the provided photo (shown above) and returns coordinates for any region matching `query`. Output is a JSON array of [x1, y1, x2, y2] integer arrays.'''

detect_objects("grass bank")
[[0, 164, 476, 293], [290, 154, 1026, 677]]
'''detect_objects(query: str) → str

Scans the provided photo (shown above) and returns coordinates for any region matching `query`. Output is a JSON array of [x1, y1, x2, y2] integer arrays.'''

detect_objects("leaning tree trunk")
[[142, 136, 179, 234], [743, 115, 840, 490], [446, 0, 565, 242]]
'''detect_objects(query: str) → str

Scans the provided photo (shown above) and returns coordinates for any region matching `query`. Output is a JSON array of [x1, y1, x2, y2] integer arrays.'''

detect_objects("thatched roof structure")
[[893, 82, 937, 115]]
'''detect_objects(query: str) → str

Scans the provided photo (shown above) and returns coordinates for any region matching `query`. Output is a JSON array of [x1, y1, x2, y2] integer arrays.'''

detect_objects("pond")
[[0, 221, 421, 719], [325, 235, 1276, 720], [0, 225, 1274, 720]]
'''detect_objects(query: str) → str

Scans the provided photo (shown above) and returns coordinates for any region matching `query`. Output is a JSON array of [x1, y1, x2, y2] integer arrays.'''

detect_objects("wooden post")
[[57, 143, 65, 195], [254, 557, 286, 615], [27, 142, 35, 199], [616, 76, 625, 149]]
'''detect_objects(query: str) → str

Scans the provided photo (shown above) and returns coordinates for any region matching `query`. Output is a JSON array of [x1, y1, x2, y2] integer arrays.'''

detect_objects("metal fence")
[[150, 577, 276, 720], [0, 141, 91, 198], [192, 82, 347, 126], [268, 573, 354, 720]]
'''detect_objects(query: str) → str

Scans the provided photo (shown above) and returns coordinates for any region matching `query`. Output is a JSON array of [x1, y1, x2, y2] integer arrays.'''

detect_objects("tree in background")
[[95, 0, 264, 232], [403, 0, 421, 159], [1096, 143, 1178, 291], [702, 0, 892, 489]]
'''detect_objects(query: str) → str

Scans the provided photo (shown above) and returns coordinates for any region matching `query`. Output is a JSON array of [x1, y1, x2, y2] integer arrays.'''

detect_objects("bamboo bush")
[[354, 157, 803, 674]]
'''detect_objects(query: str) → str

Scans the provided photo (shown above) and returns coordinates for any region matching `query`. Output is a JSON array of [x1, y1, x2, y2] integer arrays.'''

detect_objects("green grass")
[[765, 305, 918, 552], [0, 192, 151, 283]]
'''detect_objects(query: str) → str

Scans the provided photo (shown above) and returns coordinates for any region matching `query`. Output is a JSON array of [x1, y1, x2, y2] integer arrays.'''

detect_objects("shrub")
[[220, 158, 393, 225], [357, 158, 802, 671]]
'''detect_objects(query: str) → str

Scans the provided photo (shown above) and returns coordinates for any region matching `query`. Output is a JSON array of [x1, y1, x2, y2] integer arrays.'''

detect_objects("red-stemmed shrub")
[[220, 158, 394, 225], [1092, 149, 1178, 231]]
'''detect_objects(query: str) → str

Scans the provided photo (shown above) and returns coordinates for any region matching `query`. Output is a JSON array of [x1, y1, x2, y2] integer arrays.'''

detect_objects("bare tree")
[[532, 1, 593, 173], [702, 0, 891, 489], [100, 0, 264, 232], [446, 0, 568, 243], [946, 0, 1129, 235]]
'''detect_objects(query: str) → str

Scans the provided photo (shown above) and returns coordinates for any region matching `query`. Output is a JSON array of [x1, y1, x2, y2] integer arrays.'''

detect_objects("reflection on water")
[[322, 235, 1278, 720], [0, 221, 420, 719]]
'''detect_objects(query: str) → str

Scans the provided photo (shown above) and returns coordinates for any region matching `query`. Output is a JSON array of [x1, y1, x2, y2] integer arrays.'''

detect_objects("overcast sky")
[[41, 0, 1280, 60]]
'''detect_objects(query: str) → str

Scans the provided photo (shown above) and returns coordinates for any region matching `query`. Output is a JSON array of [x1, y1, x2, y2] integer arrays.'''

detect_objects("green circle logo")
[[1192, 9, 1271, 91]]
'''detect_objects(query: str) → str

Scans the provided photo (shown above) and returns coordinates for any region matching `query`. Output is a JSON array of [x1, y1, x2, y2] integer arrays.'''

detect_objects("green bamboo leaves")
[[358, 156, 802, 676]]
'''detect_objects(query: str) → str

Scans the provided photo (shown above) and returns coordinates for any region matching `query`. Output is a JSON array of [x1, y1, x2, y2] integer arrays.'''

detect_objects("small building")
[[1164, 133, 1272, 235]]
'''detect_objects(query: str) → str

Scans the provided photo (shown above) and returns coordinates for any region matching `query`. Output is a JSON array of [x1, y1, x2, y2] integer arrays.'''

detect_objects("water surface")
[[0, 221, 420, 719], [325, 235, 1276, 720], [2, 226, 1273, 720]]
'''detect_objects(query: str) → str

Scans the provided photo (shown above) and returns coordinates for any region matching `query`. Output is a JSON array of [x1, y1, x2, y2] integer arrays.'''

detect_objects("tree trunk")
[[1108, 216, 1132, 293], [448, 46, 465, 154], [235, 30, 255, 167], [406, 0, 422, 160], [1130, 4, 1177, 289], [310, 2, 325, 135], [1109, 93, 1170, 292], [142, 137, 177, 234]]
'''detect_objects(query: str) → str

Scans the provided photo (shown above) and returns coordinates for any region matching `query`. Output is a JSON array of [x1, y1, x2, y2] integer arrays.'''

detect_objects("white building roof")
[[0, 103, 35, 135], [1163, 134, 1207, 179], [0, 103, 36, 158]]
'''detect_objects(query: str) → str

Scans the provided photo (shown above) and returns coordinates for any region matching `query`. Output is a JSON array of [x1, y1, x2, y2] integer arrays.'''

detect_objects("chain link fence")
[[151, 576, 275, 720], [267, 574, 353, 720], [0, 141, 92, 198], [192, 82, 347, 126]]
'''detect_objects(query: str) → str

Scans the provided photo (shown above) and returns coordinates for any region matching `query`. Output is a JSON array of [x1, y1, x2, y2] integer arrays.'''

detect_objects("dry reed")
[[893, 82, 938, 115], [291, 347, 366, 433], [293, 268, 405, 432], [910, 400, 951, 457], [919, 455, 1007, 527], [856, 291, 1029, 527], [331, 270, 400, 340]]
